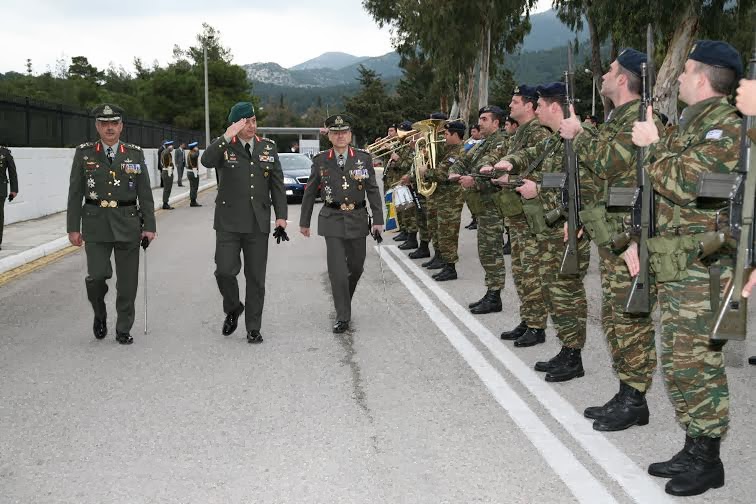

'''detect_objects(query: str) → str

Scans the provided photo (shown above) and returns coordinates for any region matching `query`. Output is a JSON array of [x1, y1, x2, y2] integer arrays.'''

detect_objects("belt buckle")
[[100, 200, 109, 208], [340, 202, 354, 211]]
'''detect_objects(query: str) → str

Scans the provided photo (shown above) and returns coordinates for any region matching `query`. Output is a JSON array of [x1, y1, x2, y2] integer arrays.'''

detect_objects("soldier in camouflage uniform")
[[423, 120, 467, 281], [488, 85, 552, 346], [630, 41, 742, 497], [394, 124, 420, 248], [559, 49, 660, 432], [497, 83, 591, 382], [449, 106, 509, 314]]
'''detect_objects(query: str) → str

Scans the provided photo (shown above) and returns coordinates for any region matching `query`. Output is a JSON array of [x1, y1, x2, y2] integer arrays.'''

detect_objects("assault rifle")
[[607, 24, 656, 313], [559, 42, 581, 275], [696, 28, 756, 341]]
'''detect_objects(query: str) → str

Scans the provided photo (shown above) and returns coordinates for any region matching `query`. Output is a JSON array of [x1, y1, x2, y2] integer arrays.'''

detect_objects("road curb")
[[0, 180, 217, 276]]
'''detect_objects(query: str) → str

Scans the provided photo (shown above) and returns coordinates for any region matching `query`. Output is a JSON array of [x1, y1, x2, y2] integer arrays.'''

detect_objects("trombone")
[[366, 129, 417, 159]]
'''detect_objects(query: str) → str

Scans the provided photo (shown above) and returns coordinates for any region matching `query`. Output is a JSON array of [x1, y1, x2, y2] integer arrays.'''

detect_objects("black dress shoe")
[[470, 289, 502, 314], [333, 320, 350, 333], [93, 317, 108, 340], [500, 320, 528, 340], [433, 264, 457, 281], [749, 356, 756, 365], [190, 202, 203, 207], [115, 332, 133, 345], [162, 204, 174, 210], [222, 304, 244, 336], [514, 328, 546, 347], [247, 329, 263, 344]]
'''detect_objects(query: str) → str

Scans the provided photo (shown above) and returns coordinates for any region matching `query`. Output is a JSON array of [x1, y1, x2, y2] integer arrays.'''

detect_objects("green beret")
[[92, 103, 124, 122], [325, 113, 354, 131], [228, 102, 256, 123]]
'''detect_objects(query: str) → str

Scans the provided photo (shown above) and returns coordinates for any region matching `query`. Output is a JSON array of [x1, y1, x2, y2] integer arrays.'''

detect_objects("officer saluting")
[[300, 114, 384, 333], [66, 104, 156, 345], [201, 102, 288, 344]]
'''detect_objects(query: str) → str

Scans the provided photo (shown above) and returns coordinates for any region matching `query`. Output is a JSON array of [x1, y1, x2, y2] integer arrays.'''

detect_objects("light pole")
[[584, 68, 596, 117], [204, 34, 214, 177]]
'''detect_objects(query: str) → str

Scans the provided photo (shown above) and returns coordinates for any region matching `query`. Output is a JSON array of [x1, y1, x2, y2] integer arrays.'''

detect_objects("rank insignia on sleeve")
[[705, 129, 723, 140]]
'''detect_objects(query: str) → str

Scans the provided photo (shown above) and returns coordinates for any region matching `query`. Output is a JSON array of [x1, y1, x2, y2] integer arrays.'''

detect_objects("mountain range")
[[244, 9, 584, 89]]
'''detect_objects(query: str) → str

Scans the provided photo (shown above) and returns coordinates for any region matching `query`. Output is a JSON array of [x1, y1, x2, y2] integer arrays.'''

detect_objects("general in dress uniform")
[[0, 145, 19, 250], [299, 114, 384, 333]]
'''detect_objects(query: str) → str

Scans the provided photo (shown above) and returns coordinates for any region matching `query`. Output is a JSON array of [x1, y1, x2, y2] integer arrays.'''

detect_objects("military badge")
[[123, 164, 141, 174], [128, 179, 135, 191], [324, 185, 334, 204], [85, 161, 98, 171], [114, 179, 121, 187], [89, 191, 98, 200], [358, 184, 363, 190], [350, 168, 369, 181], [264, 170, 270, 178], [87, 178, 95, 188]]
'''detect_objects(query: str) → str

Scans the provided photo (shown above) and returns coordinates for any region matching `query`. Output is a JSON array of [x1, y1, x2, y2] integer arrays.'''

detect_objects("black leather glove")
[[273, 225, 289, 244], [371, 230, 383, 244], [140, 236, 150, 250], [8, 194, 15, 202]]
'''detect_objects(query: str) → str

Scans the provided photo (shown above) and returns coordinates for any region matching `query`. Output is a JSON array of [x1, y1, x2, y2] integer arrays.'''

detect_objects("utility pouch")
[[646, 234, 698, 283], [466, 191, 483, 214], [522, 197, 549, 235], [578, 206, 617, 247], [492, 190, 523, 217]]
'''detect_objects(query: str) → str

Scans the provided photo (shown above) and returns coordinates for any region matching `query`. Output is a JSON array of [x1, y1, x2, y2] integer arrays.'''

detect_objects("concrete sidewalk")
[[0, 176, 217, 275]]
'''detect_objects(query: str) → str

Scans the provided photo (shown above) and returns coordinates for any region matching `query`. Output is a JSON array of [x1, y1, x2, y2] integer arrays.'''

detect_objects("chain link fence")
[[0, 95, 204, 148]]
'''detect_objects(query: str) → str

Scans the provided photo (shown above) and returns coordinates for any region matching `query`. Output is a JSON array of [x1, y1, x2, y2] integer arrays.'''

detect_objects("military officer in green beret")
[[201, 101, 288, 344], [300, 113, 384, 333], [67, 103, 156, 345], [0, 145, 19, 251]]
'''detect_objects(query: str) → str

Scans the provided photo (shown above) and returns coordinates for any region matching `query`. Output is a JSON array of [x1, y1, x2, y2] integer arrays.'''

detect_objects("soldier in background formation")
[[0, 144, 19, 251], [161, 140, 175, 210], [66, 104, 156, 345], [175, 141, 186, 187], [186, 141, 202, 207], [393, 121, 420, 248]]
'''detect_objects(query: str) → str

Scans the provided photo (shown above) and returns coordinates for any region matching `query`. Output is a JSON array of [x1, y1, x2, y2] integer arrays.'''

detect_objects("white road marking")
[[378, 247, 619, 504], [384, 245, 674, 504]]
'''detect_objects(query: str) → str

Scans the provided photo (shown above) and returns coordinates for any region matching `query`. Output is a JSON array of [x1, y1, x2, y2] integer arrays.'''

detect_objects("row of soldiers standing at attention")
[[157, 140, 203, 209], [381, 39, 752, 497]]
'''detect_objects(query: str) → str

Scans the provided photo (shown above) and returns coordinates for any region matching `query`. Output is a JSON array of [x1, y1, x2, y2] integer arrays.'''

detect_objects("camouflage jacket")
[[646, 96, 740, 235], [426, 142, 465, 189], [449, 129, 509, 195]]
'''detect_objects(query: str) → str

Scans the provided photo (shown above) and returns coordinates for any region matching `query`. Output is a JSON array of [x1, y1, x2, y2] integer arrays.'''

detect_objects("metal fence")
[[0, 95, 204, 148]]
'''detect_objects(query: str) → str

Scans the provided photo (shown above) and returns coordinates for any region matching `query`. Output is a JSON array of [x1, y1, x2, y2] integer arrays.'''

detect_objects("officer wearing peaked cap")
[[186, 141, 201, 207], [201, 101, 288, 344], [300, 114, 384, 334], [66, 103, 156, 345]]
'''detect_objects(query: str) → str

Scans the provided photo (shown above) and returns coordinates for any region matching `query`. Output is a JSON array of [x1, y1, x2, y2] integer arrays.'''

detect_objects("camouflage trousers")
[[507, 213, 549, 329], [424, 193, 439, 248], [537, 227, 590, 348], [397, 200, 417, 233], [477, 198, 506, 290], [598, 246, 657, 392], [416, 193, 429, 242], [434, 185, 465, 263], [657, 258, 730, 439]]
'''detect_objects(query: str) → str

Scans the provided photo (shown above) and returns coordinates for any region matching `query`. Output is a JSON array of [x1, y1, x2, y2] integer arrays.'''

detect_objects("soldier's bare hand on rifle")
[[631, 105, 659, 147], [741, 269, 756, 298], [622, 241, 641, 277], [390, 152, 400, 163], [559, 104, 583, 140], [400, 174, 411, 185], [494, 159, 513, 171], [515, 179, 538, 199], [562, 221, 584, 242], [479, 165, 494, 175], [459, 175, 475, 189], [448, 173, 461, 183], [492, 174, 509, 186], [735, 79, 756, 116]]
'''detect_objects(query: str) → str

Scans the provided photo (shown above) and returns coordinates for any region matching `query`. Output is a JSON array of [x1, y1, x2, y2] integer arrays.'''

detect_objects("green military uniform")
[[573, 89, 662, 430], [161, 144, 175, 208], [426, 142, 465, 267], [503, 120, 591, 379], [201, 123, 287, 335], [300, 117, 384, 330], [495, 115, 551, 338], [186, 142, 201, 206], [0, 146, 19, 249], [66, 104, 156, 342], [450, 121, 508, 313]]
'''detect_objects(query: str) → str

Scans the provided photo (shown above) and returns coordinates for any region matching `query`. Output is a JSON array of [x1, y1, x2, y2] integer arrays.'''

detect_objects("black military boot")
[[93, 317, 108, 340], [426, 256, 446, 270], [466, 218, 478, 230], [500, 320, 528, 340], [665, 437, 725, 496], [398, 233, 418, 250], [593, 382, 649, 431], [393, 230, 408, 241], [409, 241, 431, 259], [513, 328, 546, 347], [470, 289, 502, 314], [584, 382, 623, 420], [468, 291, 488, 309], [649, 435, 696, 478], [433, 264, 457, 281], [749, 356, 756, 365], [422, 252, 440, 268], [502, 228, 511, 255], [545, 347, 584, 382], [534, 346, 569, 372]]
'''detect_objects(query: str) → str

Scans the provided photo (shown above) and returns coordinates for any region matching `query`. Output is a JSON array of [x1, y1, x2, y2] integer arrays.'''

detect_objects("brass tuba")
[[411, 119, 447, 197]]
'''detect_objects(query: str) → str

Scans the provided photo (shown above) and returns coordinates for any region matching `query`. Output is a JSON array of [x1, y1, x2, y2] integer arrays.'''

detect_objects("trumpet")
[[366, 129, 417, 159]]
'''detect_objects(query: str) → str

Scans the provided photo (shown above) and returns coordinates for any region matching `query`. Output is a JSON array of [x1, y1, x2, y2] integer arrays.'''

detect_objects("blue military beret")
[[187, 141, 199, 149], [537, 82, 566, 98], [688, 40, 743, 79], [430, 111, 448, 120], [444, 120, 466, 134], [162, 140, 174, 146], [227, 102, 256, 123], [478, 105, 505, 118], [617, 48, 647, 77], [513, 84, 538, 99], [398, 120, 414, 131], [324, 113, 354, 131]]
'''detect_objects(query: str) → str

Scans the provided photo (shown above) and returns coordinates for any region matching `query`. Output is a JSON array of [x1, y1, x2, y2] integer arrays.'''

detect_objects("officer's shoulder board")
[[260, 136, 276, 146], [124, 143, 142, 151], [77, 141, 95, 150], [312, 149, 328, 161]]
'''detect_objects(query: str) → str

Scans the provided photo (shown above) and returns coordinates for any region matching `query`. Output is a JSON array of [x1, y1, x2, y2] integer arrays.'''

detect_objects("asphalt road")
[[1, 188, 754, 504]]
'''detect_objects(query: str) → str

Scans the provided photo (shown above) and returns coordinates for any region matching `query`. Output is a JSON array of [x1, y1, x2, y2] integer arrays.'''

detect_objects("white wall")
[[4, 147, 208, 225]]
